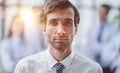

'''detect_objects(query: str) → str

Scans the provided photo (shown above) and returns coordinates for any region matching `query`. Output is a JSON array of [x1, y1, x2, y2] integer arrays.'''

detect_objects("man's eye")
[[64, 21, 73, 26], [49, 21, 58, 26]]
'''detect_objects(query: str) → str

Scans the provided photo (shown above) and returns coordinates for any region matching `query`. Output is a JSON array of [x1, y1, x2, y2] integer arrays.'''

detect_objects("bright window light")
[[20, 8, 35, 24]]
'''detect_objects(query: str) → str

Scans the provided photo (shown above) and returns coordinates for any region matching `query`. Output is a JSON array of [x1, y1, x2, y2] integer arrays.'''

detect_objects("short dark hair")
[[40, 0, 80, 29], [100, 4, 111, 14]]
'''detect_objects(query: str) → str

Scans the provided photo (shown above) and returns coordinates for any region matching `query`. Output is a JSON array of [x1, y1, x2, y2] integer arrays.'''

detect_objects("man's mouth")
[[54, 38, 68, 42]]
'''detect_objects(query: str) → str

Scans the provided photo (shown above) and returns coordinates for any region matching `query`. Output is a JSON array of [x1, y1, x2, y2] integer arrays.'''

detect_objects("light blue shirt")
[[100, 32, 120, 73], [0, 35, 39, 73], [111, 57, 120, 73], [81, 21, 119, 61], [14, 49, 102, 73]]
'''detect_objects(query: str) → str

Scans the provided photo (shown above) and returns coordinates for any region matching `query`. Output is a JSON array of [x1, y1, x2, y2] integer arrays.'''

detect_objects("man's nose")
[[56, 24, 66, 36]]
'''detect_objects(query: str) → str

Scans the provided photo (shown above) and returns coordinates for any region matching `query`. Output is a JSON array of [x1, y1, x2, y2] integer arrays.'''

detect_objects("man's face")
[[44, 7, 77, 51], [99, 7, 108, 22]]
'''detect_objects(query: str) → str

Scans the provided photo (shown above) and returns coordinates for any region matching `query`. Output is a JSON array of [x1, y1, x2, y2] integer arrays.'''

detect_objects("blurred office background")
[[0, 0, 120, 73]]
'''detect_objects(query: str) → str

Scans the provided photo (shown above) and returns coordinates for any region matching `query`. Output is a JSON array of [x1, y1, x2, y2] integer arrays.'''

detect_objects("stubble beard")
[[48, 38, 73, 52]]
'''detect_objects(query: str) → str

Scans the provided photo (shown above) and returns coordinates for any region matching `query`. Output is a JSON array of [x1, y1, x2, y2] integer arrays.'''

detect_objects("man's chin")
[[53, 44, 67, 50]]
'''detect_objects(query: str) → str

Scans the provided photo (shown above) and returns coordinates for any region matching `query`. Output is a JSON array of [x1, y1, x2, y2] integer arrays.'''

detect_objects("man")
[[101, 32, 120, 73], [14, 0, 102, 73], [81, 4, 118, 73]]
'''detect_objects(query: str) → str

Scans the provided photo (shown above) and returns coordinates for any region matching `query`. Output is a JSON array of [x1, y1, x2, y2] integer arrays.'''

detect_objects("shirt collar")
[[60, 51, 73, 69], [46, 49, 74, 69]]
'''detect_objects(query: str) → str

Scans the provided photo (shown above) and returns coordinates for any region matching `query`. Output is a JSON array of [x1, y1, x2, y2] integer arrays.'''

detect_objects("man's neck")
[[49, 46, 71, 62]]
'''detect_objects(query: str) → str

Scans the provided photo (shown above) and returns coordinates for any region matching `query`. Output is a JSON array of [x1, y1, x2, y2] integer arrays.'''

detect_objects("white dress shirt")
[[14, 49, 103, 73]]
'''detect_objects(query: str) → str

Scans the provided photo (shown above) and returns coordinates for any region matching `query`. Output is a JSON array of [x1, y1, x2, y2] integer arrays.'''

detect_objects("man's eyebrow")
[[65, 18, 73, 22], [48, 19, 58, 22]]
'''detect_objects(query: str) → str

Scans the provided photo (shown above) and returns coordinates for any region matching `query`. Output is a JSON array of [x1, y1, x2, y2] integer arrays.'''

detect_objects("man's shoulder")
[[71, 53, 103, 73], [0, 38, 12, 49], [106, 22, 118, 30], [1, 38, 10, 45], [14, 51, 48, 73], [73, 53, 101, 67], [17, 51, 46, 66]]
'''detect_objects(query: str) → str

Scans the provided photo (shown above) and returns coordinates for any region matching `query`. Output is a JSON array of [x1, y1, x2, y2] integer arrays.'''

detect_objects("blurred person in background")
[[0, 13, 39, 73], [81, 4, 119, 73], [100, 32, 120, 73]]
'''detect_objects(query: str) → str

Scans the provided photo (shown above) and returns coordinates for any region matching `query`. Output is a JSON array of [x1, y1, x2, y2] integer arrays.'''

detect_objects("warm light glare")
[[20, 8, 34, 24]]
